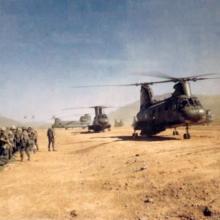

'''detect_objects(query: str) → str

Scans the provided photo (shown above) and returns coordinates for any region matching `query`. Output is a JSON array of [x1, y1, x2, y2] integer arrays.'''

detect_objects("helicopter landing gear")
[[173, 128, 179, 136], [132, 131, 138, 139], [183, 124, 191, 139]]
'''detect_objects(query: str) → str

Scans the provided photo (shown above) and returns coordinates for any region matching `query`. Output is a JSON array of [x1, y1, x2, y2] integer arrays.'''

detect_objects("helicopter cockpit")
[[177, 96, 205, 122], [178, 97, 202, 109], [101, 114, 108, 119]]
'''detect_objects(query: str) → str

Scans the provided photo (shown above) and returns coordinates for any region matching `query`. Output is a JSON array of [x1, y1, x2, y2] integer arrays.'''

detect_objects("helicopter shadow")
[[92, 135, 180, 142], [79, 131, 98, 134], [70, 131, 92, 135], [72, 140, 120, 154]]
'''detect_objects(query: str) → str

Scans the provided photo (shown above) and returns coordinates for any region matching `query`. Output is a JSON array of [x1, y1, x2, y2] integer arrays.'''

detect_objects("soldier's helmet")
[[17, 128, 22, 134], [8, 130, 13, 137], [11, 125, 17, 130]]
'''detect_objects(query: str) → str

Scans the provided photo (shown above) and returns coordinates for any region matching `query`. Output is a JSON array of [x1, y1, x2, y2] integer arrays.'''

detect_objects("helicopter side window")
[[189, 99, 194, 106], [182, 100, 188, 106]]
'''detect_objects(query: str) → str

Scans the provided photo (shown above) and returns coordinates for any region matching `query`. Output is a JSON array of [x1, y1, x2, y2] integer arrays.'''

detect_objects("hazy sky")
[[0, 0, 220, 121]]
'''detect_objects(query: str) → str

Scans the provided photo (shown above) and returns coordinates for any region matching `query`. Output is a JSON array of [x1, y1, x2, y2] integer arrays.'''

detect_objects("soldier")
[[7, 130, 15, 154], [20, 128, 31, 161], [33, 129, 39, 151], [10, 125, 17, 153], [27, 127, 37, 153], [0, 127, 12, 160], [14, 127, 23, 156], [47, 127, 55, 151]]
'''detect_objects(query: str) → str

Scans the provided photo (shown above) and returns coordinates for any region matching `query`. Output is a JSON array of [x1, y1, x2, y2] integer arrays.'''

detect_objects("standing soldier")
[[27, 127, 36, 153], [14, 128, 23, 159], [10, 126, 17, 152], [0, 127, 11, 160], [33, 129, 39, 151], [20, 128, 31, 161], [47, 127, 55, 151], [7, 130, 15, 155]]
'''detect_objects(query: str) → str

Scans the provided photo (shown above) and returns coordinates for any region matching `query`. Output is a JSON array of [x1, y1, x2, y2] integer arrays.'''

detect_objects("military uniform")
[[20, 129, 31, 161], [10, 126, 17, 153], [33, 129, 39, 151], [0, 128, 12, 160], [14, 128, 23, 154], [47, 128, 55, 151], [7, 130, 16, 154], [27, 128, 37, 153]]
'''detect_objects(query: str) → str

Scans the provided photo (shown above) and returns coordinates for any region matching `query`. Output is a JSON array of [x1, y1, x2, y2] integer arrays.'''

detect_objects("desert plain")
[[0, 125, 220, 220]]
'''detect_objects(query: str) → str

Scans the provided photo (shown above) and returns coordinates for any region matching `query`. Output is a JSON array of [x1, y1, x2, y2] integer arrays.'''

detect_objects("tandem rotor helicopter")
[[51, 114, 91, 129], [73, 72, 219, 139], [63, 106, 111, 132]]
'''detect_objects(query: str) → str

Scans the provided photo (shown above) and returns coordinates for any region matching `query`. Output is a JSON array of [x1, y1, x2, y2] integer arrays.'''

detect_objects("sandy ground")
[[0, 125, 220, 220]]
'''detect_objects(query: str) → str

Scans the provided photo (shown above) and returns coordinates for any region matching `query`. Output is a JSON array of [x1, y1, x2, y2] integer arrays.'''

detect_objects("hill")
[[0, 116, 50, 128], [0, 115, 21, 127], [109, 95, 220, 124]]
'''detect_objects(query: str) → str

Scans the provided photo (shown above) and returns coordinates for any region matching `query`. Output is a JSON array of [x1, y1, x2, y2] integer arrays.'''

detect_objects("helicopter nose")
[[182, 107, 206, 122], [99, 118, 108, 124]]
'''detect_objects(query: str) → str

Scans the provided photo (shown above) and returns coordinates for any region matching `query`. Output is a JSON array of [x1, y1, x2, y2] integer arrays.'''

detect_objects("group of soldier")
[[0, 126, 39, 164]]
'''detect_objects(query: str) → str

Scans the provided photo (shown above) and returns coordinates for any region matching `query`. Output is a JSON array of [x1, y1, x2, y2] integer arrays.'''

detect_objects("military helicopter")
[[73, 73, 219, 139], [114, 119, 124, 127], [63, 106, 111, 132], [52, 114, 91, 129], [131, 73, 217, 139]]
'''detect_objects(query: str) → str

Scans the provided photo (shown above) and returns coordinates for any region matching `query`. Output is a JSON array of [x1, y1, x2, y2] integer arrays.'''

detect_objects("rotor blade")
[[53, 112, 83, 117], [89, 105, 115, 109], [62, 107, 89, 111], [190, 76, 220, 81], [72, 79, 175, 89], [71, 83, 139, 88], [133, 71, 220, 81], [186, 73, 220, 79], [62, 106, 116, 111], [132, 71, 178, 80]]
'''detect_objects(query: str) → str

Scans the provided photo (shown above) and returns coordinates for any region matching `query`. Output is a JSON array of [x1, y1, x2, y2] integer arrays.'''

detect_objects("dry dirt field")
[[0, 125, 220, 220]]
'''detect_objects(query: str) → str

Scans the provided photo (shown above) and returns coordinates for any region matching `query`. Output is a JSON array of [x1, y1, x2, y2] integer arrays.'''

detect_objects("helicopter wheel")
[[183, 133, 191, 139], [183, 124, 191, 139], [132, 132, 138, 139], [173, 128, 179, 136]]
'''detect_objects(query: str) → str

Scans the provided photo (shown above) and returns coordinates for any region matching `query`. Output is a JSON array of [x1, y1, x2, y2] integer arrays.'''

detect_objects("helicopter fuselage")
[[88, 114, 111, 132], [52, 115, 91, 129], [133, 95, 210, 135]]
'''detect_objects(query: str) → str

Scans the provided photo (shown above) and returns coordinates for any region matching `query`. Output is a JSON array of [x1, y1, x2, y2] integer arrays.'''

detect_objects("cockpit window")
[[194, 99, 201, 106], [182, 100, 188, 106], [189, 99, 194, 105], [179, 99, 189, 108], [190, 98, 202, 106]]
